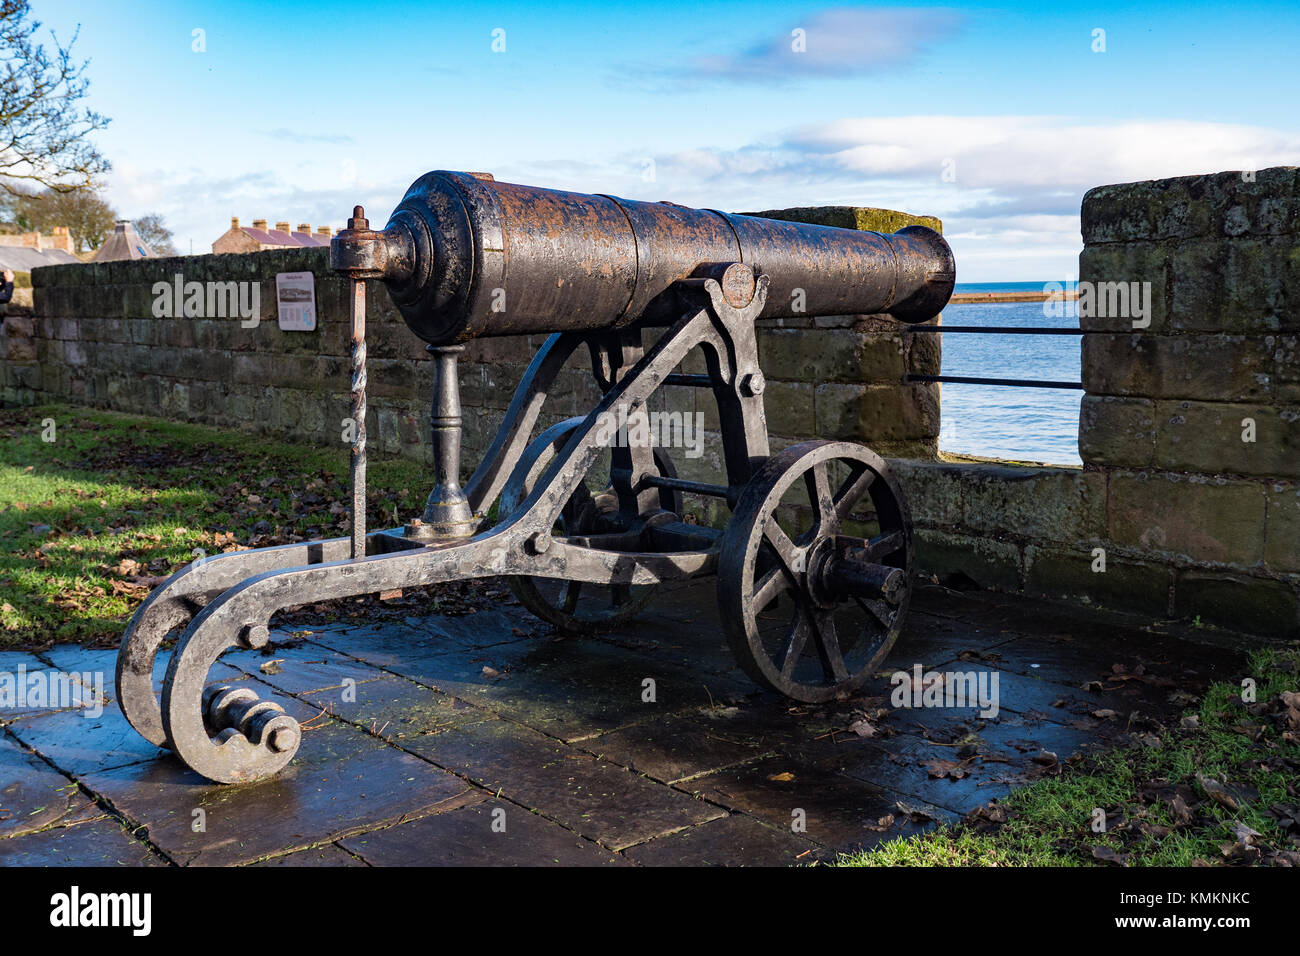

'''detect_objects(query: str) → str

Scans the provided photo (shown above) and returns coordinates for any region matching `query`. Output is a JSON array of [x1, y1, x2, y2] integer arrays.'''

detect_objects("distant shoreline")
[[949, 290, 1080, 304]]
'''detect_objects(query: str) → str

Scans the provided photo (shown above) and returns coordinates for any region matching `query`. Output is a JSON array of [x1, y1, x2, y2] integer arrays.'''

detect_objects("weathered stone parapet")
[[896, 166, 1299, 637]]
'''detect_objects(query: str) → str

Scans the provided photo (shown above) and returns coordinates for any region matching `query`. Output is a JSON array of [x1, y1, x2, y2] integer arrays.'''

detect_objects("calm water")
[[937, 292, 1082, 465]]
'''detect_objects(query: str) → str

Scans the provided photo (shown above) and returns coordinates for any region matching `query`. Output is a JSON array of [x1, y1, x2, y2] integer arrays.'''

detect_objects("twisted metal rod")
[[349, 277, 367, 559]]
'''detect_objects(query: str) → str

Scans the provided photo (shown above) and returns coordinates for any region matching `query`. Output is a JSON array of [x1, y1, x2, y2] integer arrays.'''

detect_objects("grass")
[[0, 403, 441, 647], [837, 647, 1300, 866]]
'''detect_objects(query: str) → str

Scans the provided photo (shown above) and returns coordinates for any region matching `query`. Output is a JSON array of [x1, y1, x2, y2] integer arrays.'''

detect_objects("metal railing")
[[902, 324, 1084, 390]]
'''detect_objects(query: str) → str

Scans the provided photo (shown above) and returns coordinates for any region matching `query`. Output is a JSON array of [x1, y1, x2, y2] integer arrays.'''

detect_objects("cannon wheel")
[[718, 440, 913, 703], [500, 417, 682, 634]]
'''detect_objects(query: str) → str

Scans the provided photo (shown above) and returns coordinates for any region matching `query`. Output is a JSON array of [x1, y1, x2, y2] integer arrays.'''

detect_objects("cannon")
[[114, 171, 955, 783]]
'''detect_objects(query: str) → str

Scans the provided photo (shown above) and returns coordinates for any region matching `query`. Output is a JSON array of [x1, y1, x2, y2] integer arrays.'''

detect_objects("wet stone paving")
[[0, 581, 1249, 866]]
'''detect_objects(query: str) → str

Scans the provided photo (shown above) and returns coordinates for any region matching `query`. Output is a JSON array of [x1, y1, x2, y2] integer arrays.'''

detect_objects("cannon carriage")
[[114, 171, 955, 783]]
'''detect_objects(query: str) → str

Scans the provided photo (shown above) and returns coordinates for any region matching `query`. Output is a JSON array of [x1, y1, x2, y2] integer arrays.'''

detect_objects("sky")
[[34, 0, 1300, 281]]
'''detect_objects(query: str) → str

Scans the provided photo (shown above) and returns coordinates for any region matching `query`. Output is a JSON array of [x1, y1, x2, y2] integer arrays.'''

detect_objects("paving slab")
[[0, 816, 162, 866], [579, 712, 770, 783], [299, 673, 493, 743], [684, 754, 956, 853], [446, 637, 753, 743], [0, 734, 102, 838], [219, 640, 391, 697], [0, 578, 1264, 866], [833, 715, 1102, 815], [249, 842, 369, 867], [624, 812, 824, 866], [339, 796, 628, 866], [81, 695, 472, 866], [6, 702, 166, 776], [396, 716, 726, 850]]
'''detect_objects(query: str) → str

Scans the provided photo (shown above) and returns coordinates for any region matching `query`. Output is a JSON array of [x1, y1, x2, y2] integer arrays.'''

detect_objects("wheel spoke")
[[560, 580, 581, 614], [834, 463, 875, 521], [762, 522, 803, 576], [856, 595, 896, 630], [810, 612, 849, 683], [778, 610, 812, 679], [752, 564, 793, 612], [804, 462, 837, 535]]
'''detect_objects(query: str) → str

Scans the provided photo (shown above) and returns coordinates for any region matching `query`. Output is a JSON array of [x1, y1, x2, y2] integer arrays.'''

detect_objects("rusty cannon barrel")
[[331, 170, 955, 346]]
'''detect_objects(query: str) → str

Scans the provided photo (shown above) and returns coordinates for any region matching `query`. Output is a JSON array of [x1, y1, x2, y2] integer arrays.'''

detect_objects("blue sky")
[[36, 0, 1300, 279]]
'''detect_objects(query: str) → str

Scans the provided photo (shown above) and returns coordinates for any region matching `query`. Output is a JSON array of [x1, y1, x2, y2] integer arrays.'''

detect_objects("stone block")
[[762, 381, 815, 438], [1024, 545, 1171, 618], [887, 459, 965, 528], [912, 528, 1022, 591], [1082, 332, 1274, 400], [1155, 401, 1300, 477], [1078, 241, 1171, 332], [758, 328, 904, 384], [1078, 395, 1156, 467], [1108, 471, 1265, 566], [959, 465, 1105, 542], [1170, 237, 1300, 333], [1082, 167, 1300, 245], [1172, 570, 1299, 637], [1265, 481, 1300, 572], [815, 382, 939, 443]]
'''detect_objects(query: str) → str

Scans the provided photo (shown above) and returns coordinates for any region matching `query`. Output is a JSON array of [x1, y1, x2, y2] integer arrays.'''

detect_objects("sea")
[[938, 282, 1082, 466]]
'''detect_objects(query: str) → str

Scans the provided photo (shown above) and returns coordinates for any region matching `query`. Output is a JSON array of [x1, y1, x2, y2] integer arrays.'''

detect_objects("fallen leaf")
[[1199, 775, 1239, 811], [848, 718, 876, 738], [1091, 845, 1128, 866]]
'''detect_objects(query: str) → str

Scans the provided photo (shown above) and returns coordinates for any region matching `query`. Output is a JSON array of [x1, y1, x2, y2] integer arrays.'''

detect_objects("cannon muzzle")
[[332, 171, 955, 346]]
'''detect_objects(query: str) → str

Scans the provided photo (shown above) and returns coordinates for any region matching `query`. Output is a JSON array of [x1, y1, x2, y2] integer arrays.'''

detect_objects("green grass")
[[0, 404, 435, 647], [837, 647, 1300, 866]]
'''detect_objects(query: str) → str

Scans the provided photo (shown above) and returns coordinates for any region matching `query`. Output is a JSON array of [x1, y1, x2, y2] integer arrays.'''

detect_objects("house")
[[0, 226, 80, 269], [91, 220, 155, 261], [212, 218, 333, 254]]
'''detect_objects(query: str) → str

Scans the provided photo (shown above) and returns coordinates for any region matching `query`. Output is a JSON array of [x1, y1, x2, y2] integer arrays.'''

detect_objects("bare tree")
[[10, 184, 115, 250], [133, 212, 176, 255], [0, 0, 110, 195]]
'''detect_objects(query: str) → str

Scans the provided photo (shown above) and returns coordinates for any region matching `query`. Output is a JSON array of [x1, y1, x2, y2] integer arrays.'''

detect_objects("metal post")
[[349, 270, 367, 559], [407, 345, 476, 540]]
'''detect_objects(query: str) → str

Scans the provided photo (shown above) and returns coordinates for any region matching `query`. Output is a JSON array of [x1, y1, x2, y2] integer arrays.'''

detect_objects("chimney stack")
[[253, 219, 267, 230], [231, 217, 240, 230], [316, 226, 331, 238], [297, 222, 311, 233], [275, 221, 291, 233]]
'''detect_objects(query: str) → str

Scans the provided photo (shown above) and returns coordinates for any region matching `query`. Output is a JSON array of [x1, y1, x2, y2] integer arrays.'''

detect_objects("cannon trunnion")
[[116, 171, 954, 783]]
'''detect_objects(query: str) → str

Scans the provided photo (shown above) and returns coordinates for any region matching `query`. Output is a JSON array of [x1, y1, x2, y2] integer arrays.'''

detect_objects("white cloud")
[[102, 115, 1299, 280], [690, 7, 964, 83]]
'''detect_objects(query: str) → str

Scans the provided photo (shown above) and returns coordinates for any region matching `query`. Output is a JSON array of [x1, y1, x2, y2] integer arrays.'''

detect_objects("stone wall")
[[898, 167, 1299, 637]]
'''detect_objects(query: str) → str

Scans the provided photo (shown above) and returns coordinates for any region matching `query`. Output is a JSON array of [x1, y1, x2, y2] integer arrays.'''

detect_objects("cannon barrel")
[[332, 170, 955, 346]]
